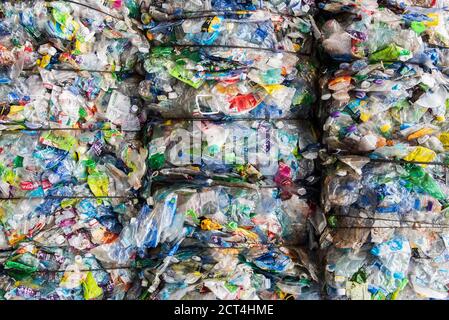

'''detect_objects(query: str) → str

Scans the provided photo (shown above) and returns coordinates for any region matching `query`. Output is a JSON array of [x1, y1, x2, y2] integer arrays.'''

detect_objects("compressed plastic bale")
[[407, 240, 449, 300], [144, 14, 313, 53], [0, 71, 146, 130], [316, 3, 449, 160], [321, 2, 449, 162], [319, 60, 449, 159], [62, 0, 142, 19], [385, 0, 449, 8], [0, 0, 149, 130], [0, 0, 326, 302], [0, 129, 147, 197], [319, 157, 449, 299], [0, 197, 141, 251], [144, 0, 317, 16], [0, 74, 49, 128], [0, 0, 148, 301], [138, 5, 318, 119], [138, 243, 321, 300], [322, 156, 449, 215], [0, 0, 149, 81], [322, 226, 449, 300], [0, 242, 138, 300], [139, 48, 318, 119], [123, 184, 319, 249], [318, 2, 449, 63], [317, 0, 449, 301], [321, 157, 449, 248], [144, 119, 319, 199]]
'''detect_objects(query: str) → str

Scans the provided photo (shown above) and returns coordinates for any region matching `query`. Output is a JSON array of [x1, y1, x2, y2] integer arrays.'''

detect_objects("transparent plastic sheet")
[[136, 242, 321, 300]]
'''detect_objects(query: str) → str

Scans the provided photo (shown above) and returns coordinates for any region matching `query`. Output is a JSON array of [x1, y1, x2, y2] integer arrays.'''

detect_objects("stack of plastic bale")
[[0, 0, 150, 300], [317, 0, 449, 299], [125, 0, 325, 300], [0, 0, 149, 130]]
